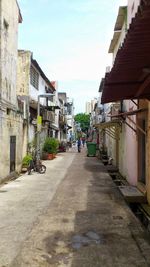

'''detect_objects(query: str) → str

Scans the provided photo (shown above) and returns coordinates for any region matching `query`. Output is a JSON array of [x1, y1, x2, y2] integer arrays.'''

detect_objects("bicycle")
[[28, 158, 46, 175], [27, 148, 46, 175]]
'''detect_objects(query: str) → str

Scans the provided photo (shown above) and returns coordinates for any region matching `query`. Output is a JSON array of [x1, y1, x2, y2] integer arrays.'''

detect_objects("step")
[[118, 185, 147, 203], [106, 166, 119, 173]]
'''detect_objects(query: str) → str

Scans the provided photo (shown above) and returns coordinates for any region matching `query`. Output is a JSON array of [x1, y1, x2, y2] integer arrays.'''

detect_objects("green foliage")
[[43, 137, 59, 154], [74, 113, 90, 132], [22, 154, 32, 166]]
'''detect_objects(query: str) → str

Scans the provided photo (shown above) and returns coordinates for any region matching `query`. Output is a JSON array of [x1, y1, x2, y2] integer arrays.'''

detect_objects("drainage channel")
[[129, 203, 150, 231], [109, 171, 150, 232]]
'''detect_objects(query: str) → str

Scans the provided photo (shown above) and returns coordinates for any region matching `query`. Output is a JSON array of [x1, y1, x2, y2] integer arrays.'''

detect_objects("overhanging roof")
[[101, 0, 150, 104], [108, 108, 147, 118], [94, 120, 121, 129]]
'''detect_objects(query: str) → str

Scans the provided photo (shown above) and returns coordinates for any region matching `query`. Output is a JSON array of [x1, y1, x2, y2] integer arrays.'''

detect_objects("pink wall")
[[125, 121, 138, 186], [122, 0, 140, 185], [123, 101, 138, 186]]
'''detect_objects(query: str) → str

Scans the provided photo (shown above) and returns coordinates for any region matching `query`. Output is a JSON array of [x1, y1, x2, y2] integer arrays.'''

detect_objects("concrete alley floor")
[[0, 148, 150, 266]]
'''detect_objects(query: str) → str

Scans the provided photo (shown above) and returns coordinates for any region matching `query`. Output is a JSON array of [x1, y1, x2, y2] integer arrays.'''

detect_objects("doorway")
[[10, 136, 16, 172], [138, 119, 146, 185]]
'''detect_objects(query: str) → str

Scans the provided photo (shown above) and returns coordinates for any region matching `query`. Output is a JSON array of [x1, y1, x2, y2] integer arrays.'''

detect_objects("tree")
[[74, 113, 90, 132]]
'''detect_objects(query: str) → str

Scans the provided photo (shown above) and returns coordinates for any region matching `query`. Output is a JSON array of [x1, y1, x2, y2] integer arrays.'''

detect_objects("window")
[[30, 66, 39, 89]]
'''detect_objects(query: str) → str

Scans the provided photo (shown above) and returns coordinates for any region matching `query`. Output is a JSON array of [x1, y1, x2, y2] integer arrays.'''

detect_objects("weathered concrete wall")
[[0, 110, 23, 180], [17, 51, 31, 96], [0, 0, 23, 181], [17, 51, 32, 158], [1, 0, 20, 106]]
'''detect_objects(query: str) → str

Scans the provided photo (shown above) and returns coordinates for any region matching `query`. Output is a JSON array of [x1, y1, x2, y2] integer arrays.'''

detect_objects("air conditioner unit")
[[111, 103, 120, 120], [42, 111, 55, 122]]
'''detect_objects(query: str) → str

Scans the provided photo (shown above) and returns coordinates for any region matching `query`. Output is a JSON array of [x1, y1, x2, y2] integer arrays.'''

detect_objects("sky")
[[18, 0, 127, 114]]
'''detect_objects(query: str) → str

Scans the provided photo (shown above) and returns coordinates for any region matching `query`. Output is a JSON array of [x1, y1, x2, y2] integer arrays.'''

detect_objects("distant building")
[[91, 98, 97, 112], [85, 102, 91, 114], [85, 98, 97, 115], [58, 93, 74, 141]]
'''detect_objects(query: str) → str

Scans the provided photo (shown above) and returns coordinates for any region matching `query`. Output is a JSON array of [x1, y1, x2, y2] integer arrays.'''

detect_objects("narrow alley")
[[0, 149, 150, 267]]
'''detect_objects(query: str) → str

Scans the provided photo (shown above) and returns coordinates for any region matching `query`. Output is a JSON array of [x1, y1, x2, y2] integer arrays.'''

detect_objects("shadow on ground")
[[41, 155, 150, 267]]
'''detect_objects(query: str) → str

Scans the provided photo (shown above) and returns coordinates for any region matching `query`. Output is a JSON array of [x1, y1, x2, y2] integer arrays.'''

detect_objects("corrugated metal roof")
[[101, 0, 150, 104]]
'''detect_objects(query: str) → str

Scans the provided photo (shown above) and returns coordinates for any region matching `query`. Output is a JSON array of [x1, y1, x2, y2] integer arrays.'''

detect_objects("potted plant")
[[43, 137, 59, 160], [22, 154, 32, 172], [58, 141, 67, 152]]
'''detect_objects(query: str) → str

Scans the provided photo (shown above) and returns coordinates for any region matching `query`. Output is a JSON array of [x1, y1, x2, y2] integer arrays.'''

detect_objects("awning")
[[101, 0, 150, 104], [108, 108, 147, 135], [94, 120, 121, 140], [46, 105, 60, 111], [108, 108, 147, 118], [94, 120, 121, 129], [50, 124, 59, 131]]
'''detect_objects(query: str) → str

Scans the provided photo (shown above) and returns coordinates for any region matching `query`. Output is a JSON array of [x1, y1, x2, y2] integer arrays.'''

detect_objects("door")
[[10, 136, 16, 172], [138, 119, 146, 184]]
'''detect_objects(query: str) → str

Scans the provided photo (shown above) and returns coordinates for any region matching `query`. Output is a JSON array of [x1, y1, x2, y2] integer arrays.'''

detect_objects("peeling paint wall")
[[17, 51, 31, 157], [17, 51, 31, 96], [0, 0, 23, 181]]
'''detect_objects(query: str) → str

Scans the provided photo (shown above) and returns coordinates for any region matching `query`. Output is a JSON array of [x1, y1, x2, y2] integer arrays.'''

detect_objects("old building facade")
[[0, 0, 23, 181], [99, 0, 150, 204], [17, 50, 56, 157]]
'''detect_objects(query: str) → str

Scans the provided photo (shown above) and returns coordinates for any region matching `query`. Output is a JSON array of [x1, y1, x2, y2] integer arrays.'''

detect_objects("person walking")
[[81, 132, 86, 147], [77, 138, 81, 153]]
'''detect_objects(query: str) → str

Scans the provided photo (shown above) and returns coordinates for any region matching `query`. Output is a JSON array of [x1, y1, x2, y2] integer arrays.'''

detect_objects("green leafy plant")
[[43, 137, 59, 154], [22, 154, 32, 167], [74, 113, 90, 132]]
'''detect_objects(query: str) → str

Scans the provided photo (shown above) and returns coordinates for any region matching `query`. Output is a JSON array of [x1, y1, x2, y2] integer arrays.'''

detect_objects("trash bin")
[[87, 142, 96, 157]]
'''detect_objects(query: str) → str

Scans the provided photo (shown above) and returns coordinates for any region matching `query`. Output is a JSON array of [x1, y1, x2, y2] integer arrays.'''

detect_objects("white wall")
[[127, 0, 140, 28], [112, 22, 127, 63], [29, 74, 47, 106], [1, 0, 19, 106]]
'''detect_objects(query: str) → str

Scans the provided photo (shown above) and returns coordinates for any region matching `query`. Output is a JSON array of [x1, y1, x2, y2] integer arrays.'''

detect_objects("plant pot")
[[21, 165, 28, 172], [42, 152, 48, 160], [47, 153, 54, 160]]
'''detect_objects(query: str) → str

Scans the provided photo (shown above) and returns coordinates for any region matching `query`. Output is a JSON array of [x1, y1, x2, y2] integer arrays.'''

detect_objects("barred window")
[[30, 66, 39, 89]]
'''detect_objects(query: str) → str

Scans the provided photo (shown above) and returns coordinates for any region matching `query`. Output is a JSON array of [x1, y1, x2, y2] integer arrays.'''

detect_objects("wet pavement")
[[0, 148, 150, 266]]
